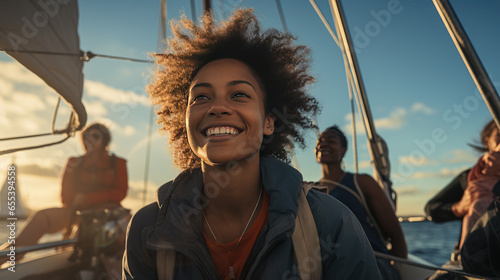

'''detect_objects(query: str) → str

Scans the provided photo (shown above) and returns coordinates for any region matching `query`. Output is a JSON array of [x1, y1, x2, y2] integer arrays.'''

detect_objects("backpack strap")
[[292, 182, 323, 280], [155, 180, 183, 280], [157, 250, 176, 280]]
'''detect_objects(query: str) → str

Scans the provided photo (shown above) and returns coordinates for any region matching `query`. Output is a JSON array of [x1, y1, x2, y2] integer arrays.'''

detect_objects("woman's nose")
[[208, 98, 233, 116]]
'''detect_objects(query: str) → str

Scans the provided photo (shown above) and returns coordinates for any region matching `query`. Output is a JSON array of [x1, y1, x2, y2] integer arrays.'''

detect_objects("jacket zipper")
[[240, 232, 289, 279]]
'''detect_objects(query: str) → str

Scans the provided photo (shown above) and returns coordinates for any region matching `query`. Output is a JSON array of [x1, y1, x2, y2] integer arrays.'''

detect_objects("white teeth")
[[206, 126, 239, 136]]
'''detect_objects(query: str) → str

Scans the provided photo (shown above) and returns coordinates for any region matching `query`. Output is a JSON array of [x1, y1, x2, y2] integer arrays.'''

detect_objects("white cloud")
[[84, 100, 109, 117], [123, 125, 136, 136], [15, 158, 64, 178], [0, 76, 14, 93], [375, 107, 407, 130], [341, 117, 364, 136], [411, 102, 434, 115], [0, 61, 46, 86], [394, 186, 419, 196], [343, 107, 408, 135], [399, 155, 435, 166], [443, 149, 478, 164], [410, 167, 466, 179], [84, 80, 150, 106], [12, 92, 47, 111], [87, 117, 136, 137], [359, 160, 372, 169], [121, 180, 159, 212]]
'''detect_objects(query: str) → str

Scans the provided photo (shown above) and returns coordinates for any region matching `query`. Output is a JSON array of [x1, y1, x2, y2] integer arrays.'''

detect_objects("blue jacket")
[[123, 157, 381, 279]]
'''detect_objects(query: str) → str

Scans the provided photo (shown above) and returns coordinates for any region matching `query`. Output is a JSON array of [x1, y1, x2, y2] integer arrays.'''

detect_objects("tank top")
[[329, 172, 388, 254]]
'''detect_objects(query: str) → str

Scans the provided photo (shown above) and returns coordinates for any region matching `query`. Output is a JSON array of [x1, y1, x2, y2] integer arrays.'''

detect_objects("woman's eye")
[[232, 91, 249, 98], [192, 94, 209, 102]]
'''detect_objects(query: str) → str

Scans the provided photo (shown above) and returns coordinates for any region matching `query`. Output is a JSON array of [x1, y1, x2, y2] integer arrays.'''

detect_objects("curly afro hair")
[[147, 8, 320, 171]]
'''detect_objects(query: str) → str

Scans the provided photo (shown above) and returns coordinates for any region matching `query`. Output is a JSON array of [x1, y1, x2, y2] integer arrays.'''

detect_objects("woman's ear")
[[264, 114, 275, 136]]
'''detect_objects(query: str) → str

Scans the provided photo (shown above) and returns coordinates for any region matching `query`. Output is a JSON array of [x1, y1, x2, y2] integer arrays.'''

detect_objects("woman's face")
[[486, 126, 500, 152], [186, 59, 274, 166], [315, 130, 346, 165], [82, 129, 105, 153]]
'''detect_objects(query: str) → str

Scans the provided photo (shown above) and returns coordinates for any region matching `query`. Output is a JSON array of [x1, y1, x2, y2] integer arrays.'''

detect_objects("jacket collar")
[[146, 156, 303, 251]]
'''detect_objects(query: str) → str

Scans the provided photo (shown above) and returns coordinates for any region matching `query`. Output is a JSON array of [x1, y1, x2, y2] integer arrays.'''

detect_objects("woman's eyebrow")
[[228, 80, 256, 90], [190, 82, 211, 91]]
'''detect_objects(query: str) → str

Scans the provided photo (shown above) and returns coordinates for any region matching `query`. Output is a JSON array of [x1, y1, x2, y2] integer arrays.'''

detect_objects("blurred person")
[[315, 125, 407, 280], [425, 120, 500, 250], [0, 122, 128, 264]]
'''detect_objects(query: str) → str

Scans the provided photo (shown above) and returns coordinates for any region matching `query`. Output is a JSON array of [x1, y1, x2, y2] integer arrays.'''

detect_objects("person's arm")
[[358, 174, 408, 259], [424, 169, 470, 222], [83, 158, 128, 207], [60, 157, 80, 207]]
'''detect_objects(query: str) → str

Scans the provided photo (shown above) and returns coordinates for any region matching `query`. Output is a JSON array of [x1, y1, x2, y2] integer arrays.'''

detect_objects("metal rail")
[[433, 0, 500, 129], [0, 238, 77, 257], [328, 0, 394, 208]]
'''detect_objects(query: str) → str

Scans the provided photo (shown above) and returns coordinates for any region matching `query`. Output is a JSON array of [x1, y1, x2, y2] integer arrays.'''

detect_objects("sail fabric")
[[0, 0, 86, 130], [0, 164, 29, 219]]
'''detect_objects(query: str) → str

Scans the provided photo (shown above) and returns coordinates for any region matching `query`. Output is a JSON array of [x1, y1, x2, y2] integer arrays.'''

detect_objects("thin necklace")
[[201, 186, 263, 279]]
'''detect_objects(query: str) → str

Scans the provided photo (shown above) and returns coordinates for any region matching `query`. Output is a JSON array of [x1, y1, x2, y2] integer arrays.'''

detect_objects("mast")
[[329, 0, 395, 208], [203, 0, 211, 13], [433, 0, 500, 129]]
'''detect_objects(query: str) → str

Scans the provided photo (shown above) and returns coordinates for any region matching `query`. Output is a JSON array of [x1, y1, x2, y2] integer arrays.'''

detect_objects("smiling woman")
[[186, 59, 274, 166], [123, 8, 382, 280]]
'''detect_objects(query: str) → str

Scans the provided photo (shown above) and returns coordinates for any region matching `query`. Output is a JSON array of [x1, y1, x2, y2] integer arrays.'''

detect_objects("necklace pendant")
[[229, 266, 235, 279]]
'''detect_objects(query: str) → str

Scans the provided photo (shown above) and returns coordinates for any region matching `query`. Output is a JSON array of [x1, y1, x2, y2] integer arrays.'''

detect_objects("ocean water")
[[400, 220, 461, 266], [1, 219, 461, 266]]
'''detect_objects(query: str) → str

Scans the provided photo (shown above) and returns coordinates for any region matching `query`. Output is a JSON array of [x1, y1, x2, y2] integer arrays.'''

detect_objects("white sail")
[[0, 164, 30, 219], [0, 0, 86, 130]]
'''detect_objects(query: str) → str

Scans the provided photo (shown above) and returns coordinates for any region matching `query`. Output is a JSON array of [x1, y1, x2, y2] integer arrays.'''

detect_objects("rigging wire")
[[309, 0, 360, 171], [51, 97, 61, 134], [309, 0, 340, 47], [0, 135, 71, 156], [276, 0, 304, 170], [275, 0, 288, 33], [328, 0, 374, 177], [190, 0, 197, 22], [0, 49, 152, 63], [141, 0, 166, 205]]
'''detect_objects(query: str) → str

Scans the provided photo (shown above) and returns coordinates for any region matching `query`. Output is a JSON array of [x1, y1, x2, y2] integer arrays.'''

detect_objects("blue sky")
[[1, 0, 499, 216]]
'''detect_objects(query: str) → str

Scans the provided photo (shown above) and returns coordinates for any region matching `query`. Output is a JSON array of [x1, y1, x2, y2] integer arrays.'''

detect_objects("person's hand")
[[452, 182, 492, 217]]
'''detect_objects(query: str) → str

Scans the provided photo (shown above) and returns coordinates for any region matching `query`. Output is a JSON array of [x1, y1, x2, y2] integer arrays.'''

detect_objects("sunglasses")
[[84, 133, 101, 140]]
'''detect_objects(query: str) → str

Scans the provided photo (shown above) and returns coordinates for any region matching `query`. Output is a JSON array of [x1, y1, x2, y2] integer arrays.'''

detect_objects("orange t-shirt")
[[203, 191, 270, 280]]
